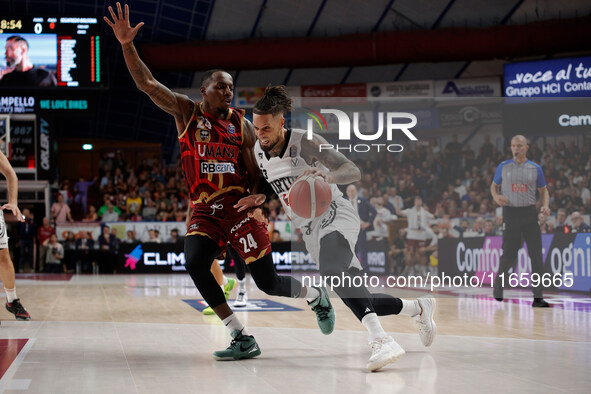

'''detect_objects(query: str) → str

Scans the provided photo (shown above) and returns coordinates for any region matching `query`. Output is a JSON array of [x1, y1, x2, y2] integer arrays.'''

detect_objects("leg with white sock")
[[0, 248, 31, 320], [184, 235, 260, 360], [319, 232, 405, 371]]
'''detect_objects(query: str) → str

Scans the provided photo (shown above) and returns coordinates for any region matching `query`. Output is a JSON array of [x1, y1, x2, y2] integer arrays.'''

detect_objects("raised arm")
[[300, 133, 361, 184], [0, 150, 24, 221], [104, 2, 194, 134]]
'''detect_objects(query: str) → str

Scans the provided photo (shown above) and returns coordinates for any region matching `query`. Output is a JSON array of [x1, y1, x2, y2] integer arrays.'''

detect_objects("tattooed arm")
[[104, 2, 194, 133], [300, 133, 361, 184]]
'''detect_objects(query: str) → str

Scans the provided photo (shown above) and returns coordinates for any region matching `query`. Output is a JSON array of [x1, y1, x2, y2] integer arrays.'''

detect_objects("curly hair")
[[253, 85, 293, 116]]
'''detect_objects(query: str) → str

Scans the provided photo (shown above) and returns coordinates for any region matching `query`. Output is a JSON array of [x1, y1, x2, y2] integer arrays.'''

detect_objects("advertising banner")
[[438, 234, 591, 292], [504, 56, 591, 98]]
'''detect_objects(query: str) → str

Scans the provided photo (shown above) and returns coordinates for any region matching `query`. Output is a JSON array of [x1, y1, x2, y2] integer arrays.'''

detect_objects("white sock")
[[361, 313, 387, 342], [238, 279, 246, 291], [222, 314, 248, 336], [222, 276, 228, 287], [5, 287, 17, 303], [400, 299, 421, 317], [305, 286, 320, 302]]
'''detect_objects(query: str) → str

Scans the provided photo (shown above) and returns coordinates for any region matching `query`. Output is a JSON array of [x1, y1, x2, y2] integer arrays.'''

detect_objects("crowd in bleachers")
[[11, 136, 591, 275]]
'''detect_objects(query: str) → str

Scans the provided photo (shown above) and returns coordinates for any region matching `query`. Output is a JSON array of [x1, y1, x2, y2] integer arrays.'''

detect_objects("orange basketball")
[[288, 175, 332, 219]]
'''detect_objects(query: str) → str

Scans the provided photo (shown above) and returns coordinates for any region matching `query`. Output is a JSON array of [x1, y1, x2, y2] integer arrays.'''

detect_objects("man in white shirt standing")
[[396, 196, 434, 276]]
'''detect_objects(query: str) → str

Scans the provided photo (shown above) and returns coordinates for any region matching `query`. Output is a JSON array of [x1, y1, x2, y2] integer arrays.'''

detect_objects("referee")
[[490, 135, 550, 308]]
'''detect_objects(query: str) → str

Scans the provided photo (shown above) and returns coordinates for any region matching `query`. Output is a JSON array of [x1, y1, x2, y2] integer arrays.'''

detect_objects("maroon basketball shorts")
[[187, 194, 271, 263]]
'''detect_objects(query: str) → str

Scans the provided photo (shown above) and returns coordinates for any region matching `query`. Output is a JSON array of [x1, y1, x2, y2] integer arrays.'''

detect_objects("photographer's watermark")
[[305, 108, 418, 152]]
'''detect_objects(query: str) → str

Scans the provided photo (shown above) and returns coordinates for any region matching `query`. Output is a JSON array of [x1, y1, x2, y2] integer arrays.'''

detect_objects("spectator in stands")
[[62, 231, 77, 272], [396, 195, 434, 277], [44, 234, 64, 273], [99, 170, 111, 189], [445, 134, 463, 177], [454, 219, 470, 238], [123, 230, 138, 243], [75, 231, 95, 272], [98, 225, 118, 273], [51, 194, 74, 224], [270, 230, 283, 243], [98, 225, 118, 251], [439, 227, 453, 239], [83, 205, 98, 222], [59, 179, 73, 205], [126, 188, 142, 216], [147, 229, 162, 243], [370, 196, 396, 240], [18, 208, 36, 273], [554, 208, 569, 234], [101, 201, 120, 222], [37, 217, 55, 272], [388, 228, 406, 275], [167, 228, 180, 243], [571, 211, 591, 233], [74, 176, 97, 215], [156, 200, 173, 222], [484, 219, 497, 236]]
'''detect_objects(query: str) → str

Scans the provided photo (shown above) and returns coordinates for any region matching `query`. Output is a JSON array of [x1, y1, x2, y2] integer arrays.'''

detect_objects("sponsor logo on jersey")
[[197, 117, 212, 130], [289, 146, 297, 157], [189, 223, 199, 231], [200, 162, 235, 174], [512, 183, 528, 192], [200, 129, 210, 140], [196, 142, 239, 161], [230, 216, 251, 235], [228, 124, 236, 134]]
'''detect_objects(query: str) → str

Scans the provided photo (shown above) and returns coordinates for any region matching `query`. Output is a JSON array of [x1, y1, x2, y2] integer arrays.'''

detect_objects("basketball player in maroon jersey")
[[105, 3, 334, 361]]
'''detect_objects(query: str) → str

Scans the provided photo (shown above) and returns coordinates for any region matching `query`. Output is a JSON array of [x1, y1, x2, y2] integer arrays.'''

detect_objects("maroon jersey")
[[179, 102, 248, 206]]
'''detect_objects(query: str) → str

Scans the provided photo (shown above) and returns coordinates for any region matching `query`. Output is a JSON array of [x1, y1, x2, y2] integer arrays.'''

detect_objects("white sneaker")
[[234, 290, 248, 307], [366, 336, 405, 372], [414, 296, 437, 347]]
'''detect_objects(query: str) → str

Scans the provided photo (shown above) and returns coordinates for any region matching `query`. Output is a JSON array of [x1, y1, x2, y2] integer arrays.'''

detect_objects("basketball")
[[289, 175, 332, 219]]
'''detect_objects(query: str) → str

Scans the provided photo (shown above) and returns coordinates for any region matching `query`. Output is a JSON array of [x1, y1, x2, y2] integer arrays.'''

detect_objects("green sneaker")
[[202, 306, 215, 315], [213, 329, 261, 361], [307, 287, 336, 335], [224, 278, 236, 300]]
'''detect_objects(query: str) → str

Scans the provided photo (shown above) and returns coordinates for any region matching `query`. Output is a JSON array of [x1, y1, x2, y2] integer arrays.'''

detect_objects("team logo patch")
[[291, 158, 299, 167], [200, 162, 235, 174], [290, 146, 297, 157], [228, 124, 236, 134], [200, 129, 210, 140]]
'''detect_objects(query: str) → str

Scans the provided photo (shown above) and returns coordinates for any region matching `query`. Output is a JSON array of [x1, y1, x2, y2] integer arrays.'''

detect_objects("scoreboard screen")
[[0, 17, 102, 88]]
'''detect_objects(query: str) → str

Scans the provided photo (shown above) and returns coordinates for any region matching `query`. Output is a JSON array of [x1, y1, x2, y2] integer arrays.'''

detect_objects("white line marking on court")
[[0, 338, 36, 393]]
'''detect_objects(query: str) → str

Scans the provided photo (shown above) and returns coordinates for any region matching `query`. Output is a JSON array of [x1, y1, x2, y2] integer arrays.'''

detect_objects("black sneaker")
[[6, 299, 31, 321], [532, 298, 550, 308]]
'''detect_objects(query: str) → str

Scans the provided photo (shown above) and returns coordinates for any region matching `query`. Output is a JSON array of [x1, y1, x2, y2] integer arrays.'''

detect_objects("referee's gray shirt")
[[493, 159, 546, 207]]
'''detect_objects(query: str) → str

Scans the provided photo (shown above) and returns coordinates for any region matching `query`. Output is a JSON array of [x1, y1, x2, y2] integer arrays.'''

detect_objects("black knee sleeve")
[[248, 253, 302, 298], [184, 235, 226, 308], [227, 245, 247, 281], [319, 232, 375, 321]]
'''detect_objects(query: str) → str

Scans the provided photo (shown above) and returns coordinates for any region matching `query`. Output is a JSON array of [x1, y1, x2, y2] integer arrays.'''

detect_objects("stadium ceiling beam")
[[138, 16, 591, 71], [340, 0, 397, 84], [454, 0, 525, 78]]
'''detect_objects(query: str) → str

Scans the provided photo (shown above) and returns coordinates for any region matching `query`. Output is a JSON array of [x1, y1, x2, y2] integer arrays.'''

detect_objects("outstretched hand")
[[234, 194, 266, 212], [2, 203, 24, 222], [104, 2, 144, 44]]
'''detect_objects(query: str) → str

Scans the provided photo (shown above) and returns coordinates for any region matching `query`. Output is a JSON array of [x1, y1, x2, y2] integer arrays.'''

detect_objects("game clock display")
[[0, 17, 102, 88]]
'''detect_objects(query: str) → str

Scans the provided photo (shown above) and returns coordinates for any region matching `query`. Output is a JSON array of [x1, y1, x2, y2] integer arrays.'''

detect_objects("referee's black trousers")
[[496, 206, 544, 298]]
